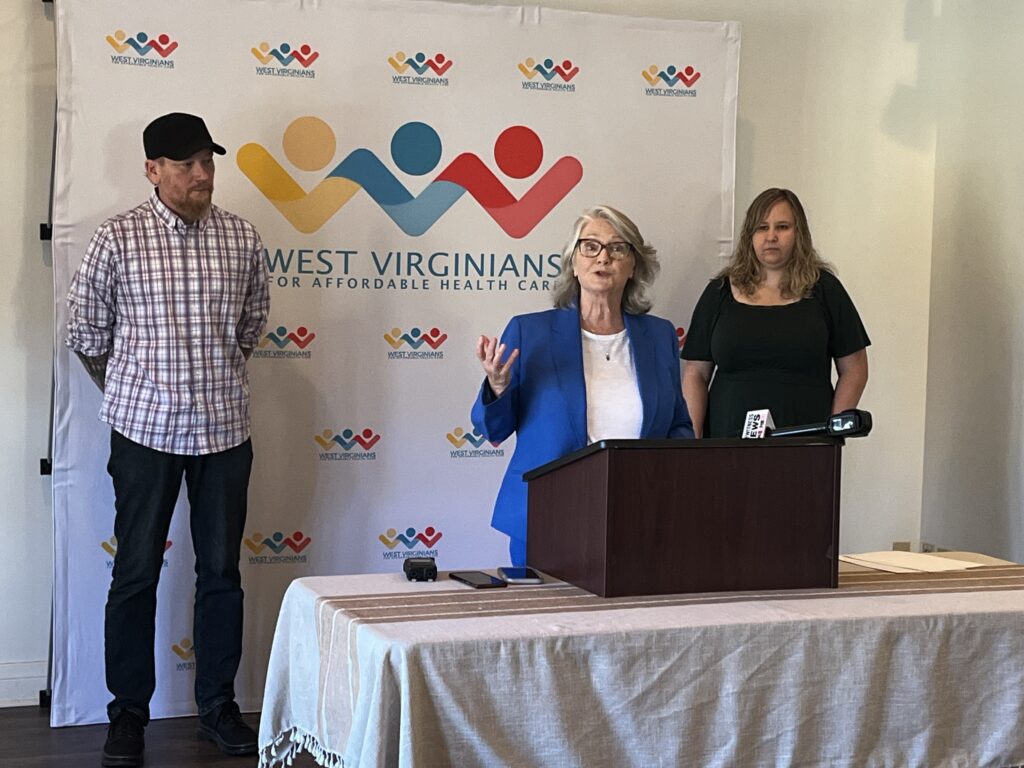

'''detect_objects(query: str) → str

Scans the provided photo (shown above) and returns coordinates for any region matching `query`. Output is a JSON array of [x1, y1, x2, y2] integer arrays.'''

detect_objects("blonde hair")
[[721, 188, 832, 298]]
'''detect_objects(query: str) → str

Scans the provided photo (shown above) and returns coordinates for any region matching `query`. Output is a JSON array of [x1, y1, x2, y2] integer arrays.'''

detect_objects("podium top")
[[523, 436, 845, 481]]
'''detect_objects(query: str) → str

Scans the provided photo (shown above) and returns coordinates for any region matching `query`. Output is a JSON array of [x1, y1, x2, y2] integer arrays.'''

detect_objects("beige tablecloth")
[[259, 566, 1024, 768]]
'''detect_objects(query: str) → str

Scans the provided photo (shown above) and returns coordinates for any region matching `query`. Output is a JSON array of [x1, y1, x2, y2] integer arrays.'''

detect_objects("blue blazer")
[[471, 307, 693, 544]]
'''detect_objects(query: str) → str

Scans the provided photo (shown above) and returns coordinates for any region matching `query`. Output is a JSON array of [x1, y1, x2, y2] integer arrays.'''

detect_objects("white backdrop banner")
[[51, 0, 739, 726]]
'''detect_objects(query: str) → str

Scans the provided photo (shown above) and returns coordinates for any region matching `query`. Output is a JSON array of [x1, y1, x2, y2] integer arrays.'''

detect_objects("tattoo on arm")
[[76, 352, 109, 392]]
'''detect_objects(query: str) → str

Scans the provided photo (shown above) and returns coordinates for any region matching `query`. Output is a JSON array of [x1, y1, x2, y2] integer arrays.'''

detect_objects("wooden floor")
[[0, 705, 319, 767]]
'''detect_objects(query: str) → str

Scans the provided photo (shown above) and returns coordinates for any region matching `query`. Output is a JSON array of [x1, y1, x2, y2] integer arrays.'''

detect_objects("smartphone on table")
[[497, 567, 543, 584], [449, 571, 507, 589]]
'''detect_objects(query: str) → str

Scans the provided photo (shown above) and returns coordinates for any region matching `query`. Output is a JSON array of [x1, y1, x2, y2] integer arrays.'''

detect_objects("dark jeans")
[[105, 430, 252, 723]]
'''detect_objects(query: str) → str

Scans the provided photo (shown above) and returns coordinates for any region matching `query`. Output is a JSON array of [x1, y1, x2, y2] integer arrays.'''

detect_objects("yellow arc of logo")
[[237, 144, 360, 234], [446, 433, 467, 448]]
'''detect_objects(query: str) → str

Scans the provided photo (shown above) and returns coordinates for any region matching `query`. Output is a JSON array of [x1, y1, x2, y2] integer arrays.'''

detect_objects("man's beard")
[[178, 188, 212, 221]]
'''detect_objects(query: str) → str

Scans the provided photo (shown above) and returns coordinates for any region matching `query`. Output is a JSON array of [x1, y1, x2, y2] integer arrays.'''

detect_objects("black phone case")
[[449, 571, 507, 588]]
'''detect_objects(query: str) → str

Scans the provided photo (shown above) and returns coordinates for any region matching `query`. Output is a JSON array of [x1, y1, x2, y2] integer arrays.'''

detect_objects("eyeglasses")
[[576, 238, 634, 260]]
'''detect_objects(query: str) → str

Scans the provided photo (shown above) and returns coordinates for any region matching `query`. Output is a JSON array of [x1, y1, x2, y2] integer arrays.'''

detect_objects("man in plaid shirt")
[[66, 113, 270, 767]]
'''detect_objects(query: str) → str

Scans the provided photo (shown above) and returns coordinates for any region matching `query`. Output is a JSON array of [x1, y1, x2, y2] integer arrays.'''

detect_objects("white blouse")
[[581, 329, 643, 443]]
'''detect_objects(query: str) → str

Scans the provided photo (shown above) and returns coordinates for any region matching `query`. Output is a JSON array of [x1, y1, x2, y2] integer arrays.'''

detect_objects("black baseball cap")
[[143, 112, 226, 161]]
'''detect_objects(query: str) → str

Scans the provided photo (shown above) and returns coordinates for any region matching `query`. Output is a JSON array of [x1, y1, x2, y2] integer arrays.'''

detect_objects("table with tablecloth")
[[258, 561, 1024, 768]]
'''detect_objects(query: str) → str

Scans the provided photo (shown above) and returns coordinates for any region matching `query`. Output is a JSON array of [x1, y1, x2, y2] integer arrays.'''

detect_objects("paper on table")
[[838, 551, 988, 573], [839, 556, 919, 573]]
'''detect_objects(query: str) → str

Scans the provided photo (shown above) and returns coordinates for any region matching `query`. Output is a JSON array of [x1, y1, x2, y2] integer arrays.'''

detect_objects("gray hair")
[[551, 205, 659, 314]]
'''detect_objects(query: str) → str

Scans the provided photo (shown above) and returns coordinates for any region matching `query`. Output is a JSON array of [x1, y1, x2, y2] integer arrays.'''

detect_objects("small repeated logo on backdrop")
[[518, 56, 579, 92], [171, 637, 195, 672], [238, 117, 582, 242], [244, 530, 311, 565], [446, 427, 504, 459], [384, 326, 447, 359], [252, 324, 316, 359], [315, 428, 381, 462], [379, 526, 443, 560], [105, 30, 178, 69], [676, 326, 687, 358], [251, 41, 319, 79], [642, 64, 701, 97], [101, 537, 171, 569], [388, 50, 453, 86]]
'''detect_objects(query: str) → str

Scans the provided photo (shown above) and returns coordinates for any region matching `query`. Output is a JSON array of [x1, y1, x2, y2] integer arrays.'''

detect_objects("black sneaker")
[[197, 701, 257, 756], [101, 710, 145, 767]]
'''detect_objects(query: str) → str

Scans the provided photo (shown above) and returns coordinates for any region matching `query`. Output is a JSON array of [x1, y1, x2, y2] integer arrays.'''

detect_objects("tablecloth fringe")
[[259, 726, 345, 768]]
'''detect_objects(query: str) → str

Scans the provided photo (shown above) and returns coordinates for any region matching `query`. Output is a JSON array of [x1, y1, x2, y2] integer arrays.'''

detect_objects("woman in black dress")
[[682, 188, 869, 438]]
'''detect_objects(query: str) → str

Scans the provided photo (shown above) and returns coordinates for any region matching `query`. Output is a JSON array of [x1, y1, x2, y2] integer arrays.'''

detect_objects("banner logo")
[[642, 64, 701, 97], [253, 324, 316, 359], [252, 41, 319, 79], [244, 530, 311, 564], [388, 51, 452, 86], [519, 57, 579, 92], [315, 428, 381, 461], [447, 427, 504, 458], [106, 30, 177, 68], [676, 326, 687, 358], [101, 536, 171, 569], [379, 526, 443, 559], [384, 326, 447, 359], [237, 118, 582, 237], [171, 637, 195, 671]]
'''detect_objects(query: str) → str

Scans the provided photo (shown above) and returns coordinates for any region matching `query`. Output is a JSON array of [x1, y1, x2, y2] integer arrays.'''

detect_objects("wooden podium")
[[523, 438, 843, 597]]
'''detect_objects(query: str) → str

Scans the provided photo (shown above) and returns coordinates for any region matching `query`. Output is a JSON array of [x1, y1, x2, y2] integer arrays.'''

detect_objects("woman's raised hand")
[[476, 335, 520, 397]]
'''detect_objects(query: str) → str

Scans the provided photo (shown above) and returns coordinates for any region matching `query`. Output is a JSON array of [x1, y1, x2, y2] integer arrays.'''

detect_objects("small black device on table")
[[497, 566, 543, 584], [449, 571, 507, 589], [403, 557, 437, 582]]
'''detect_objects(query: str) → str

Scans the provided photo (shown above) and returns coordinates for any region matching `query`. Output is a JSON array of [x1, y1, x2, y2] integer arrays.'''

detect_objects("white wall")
[[922, 0, 1024, 560], [1, 0, 954, 706], [0, 2, 56, 704]]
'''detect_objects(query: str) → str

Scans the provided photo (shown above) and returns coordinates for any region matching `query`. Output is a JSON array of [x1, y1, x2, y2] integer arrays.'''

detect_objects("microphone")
[[769, 409, 873, 439], [741, 409, 775, 439]]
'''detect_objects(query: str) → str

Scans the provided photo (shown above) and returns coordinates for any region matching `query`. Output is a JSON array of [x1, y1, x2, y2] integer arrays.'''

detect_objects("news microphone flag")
[[742, 409, 775, 438]]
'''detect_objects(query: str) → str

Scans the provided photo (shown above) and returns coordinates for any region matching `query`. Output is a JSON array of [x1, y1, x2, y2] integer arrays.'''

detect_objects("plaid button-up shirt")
[[67, 192, 270, 455]]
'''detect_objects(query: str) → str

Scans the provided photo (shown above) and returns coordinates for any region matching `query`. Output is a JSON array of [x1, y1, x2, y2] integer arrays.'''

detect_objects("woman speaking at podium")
[[681, 188, 870, 438], [472, 205, 693, 566]]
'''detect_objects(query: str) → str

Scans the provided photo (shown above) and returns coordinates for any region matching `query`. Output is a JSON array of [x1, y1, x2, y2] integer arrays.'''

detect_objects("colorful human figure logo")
[[251, 41, 319, 67], [378, 526, 443, 549], [433, 125, 583, 238], [518, 57, 579, 82], [677, 65, 701, 87], [237, 116, 359, 234], [105, 30, 178, 57], [244, 531, 312, 554], [258, 325, 317, 349], [676, 326, 687, 358], [239, 118, 463, 235], [101, 536, 171, 556], [314, 428, 381, 452], [642, 64, 701, 87], [350, 429, 381, 450], [446, 426, 500, 448], [237, 117, 582, 237], [171, 638, 194, 660], [383, 327, 448, 350], [388, 51, 452, 76]]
